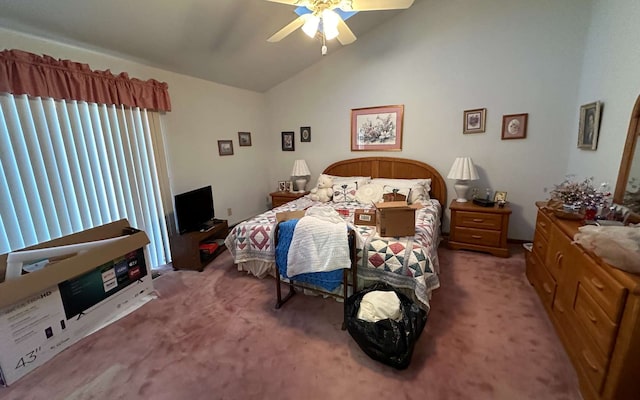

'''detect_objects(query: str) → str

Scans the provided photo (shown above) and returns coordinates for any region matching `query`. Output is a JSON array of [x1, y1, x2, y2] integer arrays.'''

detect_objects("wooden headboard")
[[323, 157, 447, 206]]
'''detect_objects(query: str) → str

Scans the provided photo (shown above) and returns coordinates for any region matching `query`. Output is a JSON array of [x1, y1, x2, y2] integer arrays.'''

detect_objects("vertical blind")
[[0, 93, 170, 268]]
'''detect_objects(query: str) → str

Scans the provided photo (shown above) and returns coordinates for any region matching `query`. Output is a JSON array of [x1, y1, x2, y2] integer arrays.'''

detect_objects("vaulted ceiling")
[[0, 0, 414, 92]]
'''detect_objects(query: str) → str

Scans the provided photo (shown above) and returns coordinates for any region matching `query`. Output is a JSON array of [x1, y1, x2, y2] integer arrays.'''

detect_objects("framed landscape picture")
[[351, 104, 404, 151], [463, 108, 486, 134]]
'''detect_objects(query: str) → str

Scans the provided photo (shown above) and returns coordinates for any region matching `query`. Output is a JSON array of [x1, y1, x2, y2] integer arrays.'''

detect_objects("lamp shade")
[[447, 157, 479, 180], [291, 159, 311, 176], [447, 157, 479, 202]]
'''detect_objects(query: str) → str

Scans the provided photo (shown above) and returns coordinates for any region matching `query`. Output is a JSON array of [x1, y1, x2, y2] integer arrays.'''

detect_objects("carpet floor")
[[1, 245, 581, 400]]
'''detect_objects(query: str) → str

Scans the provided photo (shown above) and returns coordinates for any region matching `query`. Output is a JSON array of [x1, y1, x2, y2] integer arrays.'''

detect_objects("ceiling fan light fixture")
[[321, 9, 340, 40], [302, 14, 320, 37]]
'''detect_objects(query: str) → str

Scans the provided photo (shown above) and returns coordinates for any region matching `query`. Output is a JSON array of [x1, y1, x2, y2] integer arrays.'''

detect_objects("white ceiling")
[[0, 0, 414, 92]]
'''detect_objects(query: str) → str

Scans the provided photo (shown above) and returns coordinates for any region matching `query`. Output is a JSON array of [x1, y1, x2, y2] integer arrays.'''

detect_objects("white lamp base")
[[295, 178, 307, 193], [454, 181, 470, 202]]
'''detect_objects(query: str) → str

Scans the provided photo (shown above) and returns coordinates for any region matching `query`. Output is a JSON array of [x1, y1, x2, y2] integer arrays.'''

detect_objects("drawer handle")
[[586, 311, 598, 323], [582, 351, 599, 372], [556, 302, 565, 313], [542, 283, 552, 294], [555, 252, 563, 268], [591, 278, 605, 291], [471, 235, 482, 239], [540, 221, 547, 228], [472, 218, 484, 222]]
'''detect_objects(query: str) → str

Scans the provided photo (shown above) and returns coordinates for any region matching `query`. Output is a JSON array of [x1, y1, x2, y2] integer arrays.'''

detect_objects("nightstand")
[[448, 200, 512, 257], [270, 191, 308, 208]]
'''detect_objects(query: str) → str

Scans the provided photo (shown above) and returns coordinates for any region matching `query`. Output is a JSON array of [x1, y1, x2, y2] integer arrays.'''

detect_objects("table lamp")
[[447, 157, 479, 202], [291, 159, 311, 193]]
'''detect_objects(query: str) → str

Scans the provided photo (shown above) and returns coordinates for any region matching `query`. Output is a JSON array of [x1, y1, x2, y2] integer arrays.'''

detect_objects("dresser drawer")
[[574, 334, 608, 395], [574, 285, 618, 357], [453, 211, 503, 230], [452, 226, 501, 247], [535, 210, 552, 239], [532, 229, 548, 263], [526, 251, 556, 311], [580, 255, 627, 323], [545, 228, 573, 282]]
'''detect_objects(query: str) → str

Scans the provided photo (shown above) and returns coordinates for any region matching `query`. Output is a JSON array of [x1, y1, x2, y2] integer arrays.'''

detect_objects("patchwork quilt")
[[224, 196, 442, 309]]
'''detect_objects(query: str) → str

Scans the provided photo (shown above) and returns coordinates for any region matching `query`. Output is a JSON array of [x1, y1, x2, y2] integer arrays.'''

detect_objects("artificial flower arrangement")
[[547, 176, 611, 219]]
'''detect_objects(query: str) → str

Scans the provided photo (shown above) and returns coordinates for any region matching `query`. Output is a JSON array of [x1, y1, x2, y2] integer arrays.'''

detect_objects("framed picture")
[[494, 191, 507, 202], [278, 181, 286, 191], [300, 126, 311, 142], [577, 101, 602, 150], [463, 108, 486, 134], [238, 132, 252, 147], [282, 131, 295, 151], [501, 113, 528, 140], [217, 140, 234, 156], [284, 181, 293, 192], [351, 104, 404, 151]]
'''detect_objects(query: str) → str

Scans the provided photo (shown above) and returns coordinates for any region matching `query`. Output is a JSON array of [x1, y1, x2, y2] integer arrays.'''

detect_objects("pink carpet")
[[1, 245, 581, 400]]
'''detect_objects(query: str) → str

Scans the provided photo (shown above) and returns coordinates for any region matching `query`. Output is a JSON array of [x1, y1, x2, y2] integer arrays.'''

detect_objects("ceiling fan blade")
[[267, 15, 307, 42], [336, 18, 357, 45], [266, 0, 313, 6], [349, 0, 415, 11]]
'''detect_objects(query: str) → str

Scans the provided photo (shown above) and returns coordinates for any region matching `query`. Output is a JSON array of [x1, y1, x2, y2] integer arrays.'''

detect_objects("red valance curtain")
[[0, 49, 171, 112]]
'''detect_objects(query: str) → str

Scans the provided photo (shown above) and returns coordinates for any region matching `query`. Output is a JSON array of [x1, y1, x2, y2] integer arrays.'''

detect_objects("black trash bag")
[[346, 282, 428, 369]]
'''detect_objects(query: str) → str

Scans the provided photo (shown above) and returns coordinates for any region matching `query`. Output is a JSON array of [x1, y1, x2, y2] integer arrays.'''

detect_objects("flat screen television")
[[174, 185, 215, 234]]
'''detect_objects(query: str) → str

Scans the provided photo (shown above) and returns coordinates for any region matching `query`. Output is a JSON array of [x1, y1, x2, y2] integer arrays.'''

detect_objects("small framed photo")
[[351, 104, 404, 151], [282, 131, 295, 151], [300, 126, 311, 142], [217, 140, 234, 156], [284, 181, 293, 192], [238, 132, 252, 147], [493, 191, 507, 202], [278, 181, 286, 191], [463, 108, 486, 134], [577, 101, 602, 150], [501, 113, 528, 140]]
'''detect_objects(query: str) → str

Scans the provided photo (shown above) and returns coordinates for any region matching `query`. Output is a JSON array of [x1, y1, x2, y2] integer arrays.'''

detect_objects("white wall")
[[266, 0, 592, 239], [0, 27, 270, 226], [567, 0, 640, 188]]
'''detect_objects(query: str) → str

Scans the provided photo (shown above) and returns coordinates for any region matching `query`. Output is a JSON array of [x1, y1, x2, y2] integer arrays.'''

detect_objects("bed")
[[224, 157, 447, 310]]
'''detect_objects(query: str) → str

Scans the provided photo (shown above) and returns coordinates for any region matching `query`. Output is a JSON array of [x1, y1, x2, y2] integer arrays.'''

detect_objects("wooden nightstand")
[[270, 191, 308, 208], [448, 200, 512, 257]]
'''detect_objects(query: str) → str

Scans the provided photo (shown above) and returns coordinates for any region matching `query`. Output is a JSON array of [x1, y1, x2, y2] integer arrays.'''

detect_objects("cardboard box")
[[275, 210, 306, 223], [374, 201, 420, 237], [354, 209, 376, 226], [0, 219, 154, 386]]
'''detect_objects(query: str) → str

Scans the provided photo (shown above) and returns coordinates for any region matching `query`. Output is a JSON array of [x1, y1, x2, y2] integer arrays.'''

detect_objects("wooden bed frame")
[[323, 156, 447, 206]]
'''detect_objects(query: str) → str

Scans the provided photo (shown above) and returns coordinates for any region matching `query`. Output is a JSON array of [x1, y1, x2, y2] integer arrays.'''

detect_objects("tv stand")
[[169, 220, 228, 271]]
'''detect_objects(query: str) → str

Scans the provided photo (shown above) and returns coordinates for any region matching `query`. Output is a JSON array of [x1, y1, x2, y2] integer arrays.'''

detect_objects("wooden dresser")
[[526, 203, 640, 400], [269, 191, 308, 208], [448, 200, 511, 257]]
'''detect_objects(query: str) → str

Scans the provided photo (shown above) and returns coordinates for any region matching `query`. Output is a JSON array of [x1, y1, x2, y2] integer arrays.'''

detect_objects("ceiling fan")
[[266, 0, 415, 55]]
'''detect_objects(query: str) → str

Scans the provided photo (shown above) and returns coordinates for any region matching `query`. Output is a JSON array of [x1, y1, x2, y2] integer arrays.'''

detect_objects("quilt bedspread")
[[224, 196, 442, 308]]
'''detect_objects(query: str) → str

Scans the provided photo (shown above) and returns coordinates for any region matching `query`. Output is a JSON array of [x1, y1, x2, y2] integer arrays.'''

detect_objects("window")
[[0, 93, 170, 268]]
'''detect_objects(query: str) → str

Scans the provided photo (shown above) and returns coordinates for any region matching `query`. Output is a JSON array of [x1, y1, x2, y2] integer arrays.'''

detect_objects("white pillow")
[[324, 174, 371, 188], [332, 182, 358, 202], [355, 183, 384, 204], [370, 178, 432, 204]]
